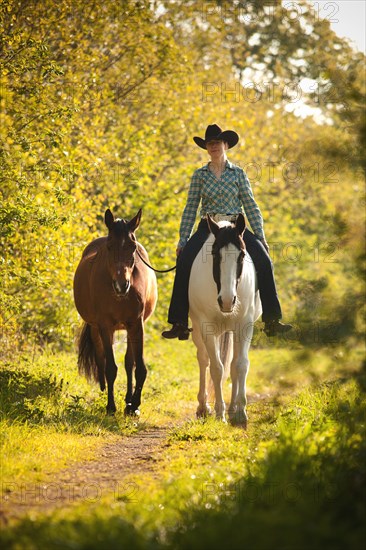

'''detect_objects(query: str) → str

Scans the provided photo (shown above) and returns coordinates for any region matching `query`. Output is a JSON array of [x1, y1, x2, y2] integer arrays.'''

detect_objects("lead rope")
[[136, 249, 177, 274]]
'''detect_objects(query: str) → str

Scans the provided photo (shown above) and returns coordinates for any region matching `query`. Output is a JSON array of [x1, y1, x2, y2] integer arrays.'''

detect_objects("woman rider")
[[162, 124, 292, 340]]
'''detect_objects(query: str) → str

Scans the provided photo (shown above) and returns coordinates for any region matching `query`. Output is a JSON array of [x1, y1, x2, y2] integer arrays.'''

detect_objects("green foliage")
[[0, 352, 141, 439], [0, 0, 364, 351]]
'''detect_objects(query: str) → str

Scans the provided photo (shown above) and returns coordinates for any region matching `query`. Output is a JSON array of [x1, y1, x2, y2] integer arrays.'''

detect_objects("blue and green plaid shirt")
[[178, 160, 265, 248]]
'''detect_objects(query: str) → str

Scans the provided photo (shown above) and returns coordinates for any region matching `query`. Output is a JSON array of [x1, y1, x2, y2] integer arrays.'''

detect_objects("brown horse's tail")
[[77, 323, 105, 390]]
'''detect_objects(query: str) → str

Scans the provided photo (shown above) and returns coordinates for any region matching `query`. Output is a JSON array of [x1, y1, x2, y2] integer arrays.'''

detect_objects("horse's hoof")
[[229, 411, 248, 428], [196, 405, 212, 418], [124, 404, 132, 415], [124, 404, 140, 417], [106, 406, 116, 416]]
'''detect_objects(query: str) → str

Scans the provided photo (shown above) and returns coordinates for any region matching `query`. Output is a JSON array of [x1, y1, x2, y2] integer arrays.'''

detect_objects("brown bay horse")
[[73, 209, 157, 415]]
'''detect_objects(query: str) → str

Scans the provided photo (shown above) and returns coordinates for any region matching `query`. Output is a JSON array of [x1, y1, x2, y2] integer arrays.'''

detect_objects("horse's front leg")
[[228, 345, 239, 421], [126, 320, 146, 415], [99, 326, 118, 414], [206, 335, 226, 421], [229, 355, 249, 427], [229, 328, 252, 427], [124, 336, 134, 411], [192, 321, 211, 418]]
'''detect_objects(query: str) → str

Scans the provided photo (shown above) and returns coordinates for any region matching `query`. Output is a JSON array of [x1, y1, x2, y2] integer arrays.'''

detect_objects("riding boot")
[[264, 320, 293, 337], [162, 323, 192, 341]]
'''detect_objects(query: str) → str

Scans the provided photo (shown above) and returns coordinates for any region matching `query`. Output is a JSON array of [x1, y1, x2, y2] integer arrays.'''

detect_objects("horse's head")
[[104, 208, 141, 297], [207, 214, 246, 313]]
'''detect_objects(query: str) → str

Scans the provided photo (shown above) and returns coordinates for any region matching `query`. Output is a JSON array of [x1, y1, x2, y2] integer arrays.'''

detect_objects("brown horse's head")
[[104, 208, 142, 297]]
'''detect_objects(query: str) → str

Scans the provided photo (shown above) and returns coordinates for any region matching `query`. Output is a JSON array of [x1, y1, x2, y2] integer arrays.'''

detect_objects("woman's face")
[[206, 140, 228, 158]]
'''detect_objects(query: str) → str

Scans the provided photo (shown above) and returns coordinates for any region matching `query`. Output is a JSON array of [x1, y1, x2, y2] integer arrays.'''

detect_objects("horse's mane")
[[212, 225, 245, 252], [111, 218, 128, 236]]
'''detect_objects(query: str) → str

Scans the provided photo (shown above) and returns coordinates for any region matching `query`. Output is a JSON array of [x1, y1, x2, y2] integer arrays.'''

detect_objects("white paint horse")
[[188, 214, 262, 426]]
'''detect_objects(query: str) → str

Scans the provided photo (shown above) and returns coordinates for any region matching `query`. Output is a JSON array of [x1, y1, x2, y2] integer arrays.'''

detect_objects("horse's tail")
[[208, 331, 233, 401], [77, 323, 104, 388]]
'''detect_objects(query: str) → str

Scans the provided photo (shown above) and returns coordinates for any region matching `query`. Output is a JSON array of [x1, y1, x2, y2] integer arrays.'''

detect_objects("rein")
[[136, 249, 177, 274]]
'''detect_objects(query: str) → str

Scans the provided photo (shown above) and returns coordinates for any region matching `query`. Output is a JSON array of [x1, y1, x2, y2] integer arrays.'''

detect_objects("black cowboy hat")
[[193, 124, 239, 150]]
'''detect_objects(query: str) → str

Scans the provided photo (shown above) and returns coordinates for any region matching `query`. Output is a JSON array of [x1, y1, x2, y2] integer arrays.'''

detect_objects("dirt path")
[[1, 394, 274, 526], [1, 427, 168, 525]]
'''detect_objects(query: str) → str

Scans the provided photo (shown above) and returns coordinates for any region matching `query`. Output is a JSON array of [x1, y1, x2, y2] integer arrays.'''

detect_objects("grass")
[[0, 335, 365, 549], [165, 376, 366, 550], [0, 350, 140, 486]]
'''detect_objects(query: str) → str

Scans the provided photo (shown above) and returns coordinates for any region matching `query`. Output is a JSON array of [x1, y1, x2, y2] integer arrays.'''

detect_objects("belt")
[[203, 213, 240, 223]]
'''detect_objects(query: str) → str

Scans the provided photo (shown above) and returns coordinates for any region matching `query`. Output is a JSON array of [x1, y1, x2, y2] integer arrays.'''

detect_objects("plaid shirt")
[[178, 160, 265, 248]]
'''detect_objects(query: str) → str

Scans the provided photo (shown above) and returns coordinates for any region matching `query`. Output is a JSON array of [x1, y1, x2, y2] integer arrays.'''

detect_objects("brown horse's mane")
[[109, 218, 128, 236]]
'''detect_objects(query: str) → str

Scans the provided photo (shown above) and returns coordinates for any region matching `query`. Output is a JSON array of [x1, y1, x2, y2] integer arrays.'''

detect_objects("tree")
[[0, 0, 364, 350]]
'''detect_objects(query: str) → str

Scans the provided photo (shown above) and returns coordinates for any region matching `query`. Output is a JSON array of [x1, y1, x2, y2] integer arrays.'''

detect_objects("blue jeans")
[[167, 218, 282, 325]]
